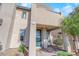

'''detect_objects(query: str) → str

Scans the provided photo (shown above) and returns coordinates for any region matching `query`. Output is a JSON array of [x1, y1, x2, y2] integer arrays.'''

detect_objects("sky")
[[20, 3, 79, 16], [48, 3, 79, 16]]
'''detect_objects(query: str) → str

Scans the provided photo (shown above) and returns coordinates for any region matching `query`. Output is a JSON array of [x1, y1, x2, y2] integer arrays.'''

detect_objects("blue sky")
[[48, 3, 79, 16], [20, 3, 79, 16]]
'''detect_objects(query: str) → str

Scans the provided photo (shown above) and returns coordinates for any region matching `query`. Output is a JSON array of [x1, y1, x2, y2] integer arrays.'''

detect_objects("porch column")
[[41, 28, 48, 48], [49, 32, 53, 45], [41, 28, 47, 40], [29, 22, 36, 56], [63, 34, 71, 52]]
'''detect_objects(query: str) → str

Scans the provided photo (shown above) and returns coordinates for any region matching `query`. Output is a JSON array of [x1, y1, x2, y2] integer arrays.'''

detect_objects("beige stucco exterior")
[[0, 3, 31, 51], [0, 3, 16, 51], [29, 4, 63, 55], [31, 4, 63, 27], [10, 7, 30, 48], [0, 3, 64, 56]]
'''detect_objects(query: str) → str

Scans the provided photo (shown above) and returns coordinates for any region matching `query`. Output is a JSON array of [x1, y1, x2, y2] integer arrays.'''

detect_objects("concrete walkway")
[[36, 49, 57, 56], [36, 45, 64, 56]]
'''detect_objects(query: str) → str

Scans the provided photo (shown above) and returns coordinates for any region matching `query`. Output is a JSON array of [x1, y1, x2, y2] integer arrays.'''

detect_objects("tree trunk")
[[73, 36, 78, 55], [62, 32, 71, 52]]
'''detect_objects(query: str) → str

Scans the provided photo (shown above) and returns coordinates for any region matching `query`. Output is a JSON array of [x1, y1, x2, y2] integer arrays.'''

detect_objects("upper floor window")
[[20, 29, 26, 41], [21, 11, 26, 19]]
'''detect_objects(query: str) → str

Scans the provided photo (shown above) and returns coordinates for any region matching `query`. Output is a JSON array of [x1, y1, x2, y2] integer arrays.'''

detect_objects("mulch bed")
[[41, 45, 66, 53]]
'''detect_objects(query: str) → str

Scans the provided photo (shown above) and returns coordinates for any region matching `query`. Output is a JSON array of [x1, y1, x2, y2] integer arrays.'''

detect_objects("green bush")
[[18, 43, 25, 53], [53, 35, 63, 46], [57, 51, 72, 56]]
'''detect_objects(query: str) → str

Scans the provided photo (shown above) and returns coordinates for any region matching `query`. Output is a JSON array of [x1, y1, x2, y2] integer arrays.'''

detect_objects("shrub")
[[57, 51, 72, 56], [53, 35, 63, 46], [18, 43, 25, 53]]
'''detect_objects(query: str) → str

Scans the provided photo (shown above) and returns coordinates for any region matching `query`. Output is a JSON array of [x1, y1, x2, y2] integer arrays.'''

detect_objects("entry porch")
[[29, 23, 62, 56]]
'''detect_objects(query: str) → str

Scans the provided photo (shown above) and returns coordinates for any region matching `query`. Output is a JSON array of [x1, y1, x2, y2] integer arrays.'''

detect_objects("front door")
[[36, 30, 41, 48]]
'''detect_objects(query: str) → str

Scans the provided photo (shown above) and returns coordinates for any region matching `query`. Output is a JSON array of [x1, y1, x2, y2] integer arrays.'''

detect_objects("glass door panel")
[[36, 30, 41, 47]]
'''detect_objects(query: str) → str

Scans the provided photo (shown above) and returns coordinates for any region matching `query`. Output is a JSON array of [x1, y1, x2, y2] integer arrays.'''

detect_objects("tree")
[[61, 6, 79, 55]]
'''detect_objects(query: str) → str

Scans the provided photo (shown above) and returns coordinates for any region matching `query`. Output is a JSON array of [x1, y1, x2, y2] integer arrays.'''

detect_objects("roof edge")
[[16, 5, 31, 11]]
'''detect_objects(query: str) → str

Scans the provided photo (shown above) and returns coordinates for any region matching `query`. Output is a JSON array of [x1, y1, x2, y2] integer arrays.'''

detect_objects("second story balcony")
[[31, 4, 63, 27]]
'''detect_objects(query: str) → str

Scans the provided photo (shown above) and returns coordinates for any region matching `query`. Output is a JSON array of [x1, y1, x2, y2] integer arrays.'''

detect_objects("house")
[[0, 3, 64, 56], [28, 4, 63, 55]]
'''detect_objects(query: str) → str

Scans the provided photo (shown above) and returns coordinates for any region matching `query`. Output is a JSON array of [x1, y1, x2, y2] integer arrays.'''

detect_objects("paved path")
[[36, 45, 64, 56], [36, 49, 57, 56]]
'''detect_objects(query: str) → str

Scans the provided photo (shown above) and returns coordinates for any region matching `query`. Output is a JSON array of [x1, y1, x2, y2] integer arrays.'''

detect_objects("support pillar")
[[49, 32, 53, 45], [41, 28, 47, 40], [41, 28, 48, 48], [29, 22, 36, 56]]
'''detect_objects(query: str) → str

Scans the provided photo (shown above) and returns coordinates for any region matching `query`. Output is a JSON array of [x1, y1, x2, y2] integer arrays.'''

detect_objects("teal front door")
[[36, 30, 41, 47]]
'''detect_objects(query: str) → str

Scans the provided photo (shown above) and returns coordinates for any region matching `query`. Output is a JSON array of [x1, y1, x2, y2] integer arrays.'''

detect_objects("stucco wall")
[[0, 3, 16, 51], [10, 8, 30, 48], [31, 4, 63, 27]]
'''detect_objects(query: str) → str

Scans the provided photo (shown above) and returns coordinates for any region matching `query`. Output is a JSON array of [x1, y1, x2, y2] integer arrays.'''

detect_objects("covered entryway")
[[28, 3, 63, 56], [36, 24, 60, 55], [29, 22, 60, 56]]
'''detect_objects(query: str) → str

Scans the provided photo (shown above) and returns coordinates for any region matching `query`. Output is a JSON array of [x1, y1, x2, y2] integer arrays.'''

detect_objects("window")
[[0, 19, 3, 26], [36, 30, 41, 47], [21, 11, 26, 19], [20, 29, 26, 41]]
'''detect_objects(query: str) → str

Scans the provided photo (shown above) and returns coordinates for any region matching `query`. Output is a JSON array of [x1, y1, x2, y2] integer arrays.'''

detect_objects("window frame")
[[21, 10, 26, 19], [20, 29, 26, 41]]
